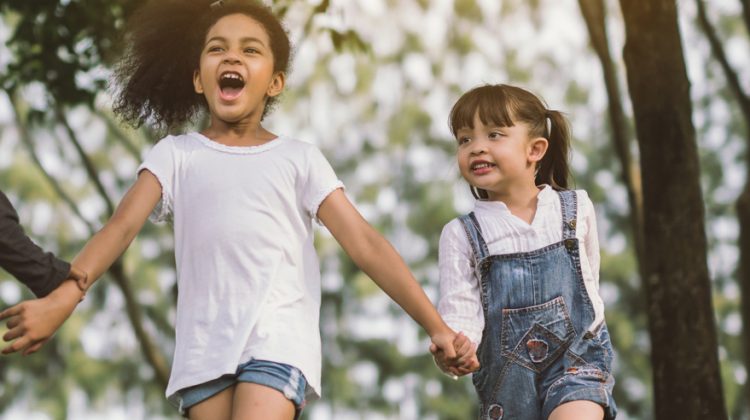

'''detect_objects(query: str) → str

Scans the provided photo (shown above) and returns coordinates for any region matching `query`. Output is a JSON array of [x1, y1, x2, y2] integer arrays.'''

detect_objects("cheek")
[[456, 153, 469, 172]]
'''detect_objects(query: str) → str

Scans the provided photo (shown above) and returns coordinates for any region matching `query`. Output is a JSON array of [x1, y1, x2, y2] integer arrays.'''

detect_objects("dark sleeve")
[[0, 190, 71, 297]]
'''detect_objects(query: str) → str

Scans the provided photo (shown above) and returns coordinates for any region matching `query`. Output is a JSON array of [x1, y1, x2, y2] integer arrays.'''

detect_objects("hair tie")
[[210, 0, 225, 9], [545, 111, 553, 138]]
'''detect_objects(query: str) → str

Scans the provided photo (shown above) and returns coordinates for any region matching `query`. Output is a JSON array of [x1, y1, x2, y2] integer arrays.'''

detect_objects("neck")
[[487, 183, 541, 223], [202, 116, 276, 147]]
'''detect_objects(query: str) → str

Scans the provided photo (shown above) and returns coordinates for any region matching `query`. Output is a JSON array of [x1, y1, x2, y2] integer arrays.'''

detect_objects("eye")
[[207, 45, 223, 53], [457, 136, 471, 145], [244, 47, 259, 54]]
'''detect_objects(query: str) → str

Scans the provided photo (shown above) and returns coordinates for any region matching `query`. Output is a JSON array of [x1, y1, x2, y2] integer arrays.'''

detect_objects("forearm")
[[72, 222, 137, 287], [71, 171, 162, 288], [351, 227, 451, 337]]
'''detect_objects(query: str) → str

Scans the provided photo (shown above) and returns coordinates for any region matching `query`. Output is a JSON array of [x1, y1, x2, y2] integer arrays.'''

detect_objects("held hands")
[[430, 331, 480, 377], [0, 266, 88, 356]]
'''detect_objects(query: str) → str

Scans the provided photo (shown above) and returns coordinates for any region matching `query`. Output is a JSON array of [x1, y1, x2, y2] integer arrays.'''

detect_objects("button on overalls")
[[459, 190, 616, 420]]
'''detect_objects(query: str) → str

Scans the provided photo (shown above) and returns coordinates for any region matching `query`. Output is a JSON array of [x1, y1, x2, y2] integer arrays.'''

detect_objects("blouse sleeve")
[[579, 191, 601, 290], [437, 219, 484, 346], [300, 145, 344, 222], [136, 136, 176, 224]]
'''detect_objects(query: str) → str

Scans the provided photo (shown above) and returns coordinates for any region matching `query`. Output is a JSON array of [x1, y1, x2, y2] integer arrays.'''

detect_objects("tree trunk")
[[694, 0, 750, 414], [618, 1, 727, 418], [577, 0, 645, 278]]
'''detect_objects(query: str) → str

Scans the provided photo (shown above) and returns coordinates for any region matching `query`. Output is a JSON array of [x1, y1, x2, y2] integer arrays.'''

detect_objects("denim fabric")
[[459, 190, 616, 420], [176, 358, 307, 419]]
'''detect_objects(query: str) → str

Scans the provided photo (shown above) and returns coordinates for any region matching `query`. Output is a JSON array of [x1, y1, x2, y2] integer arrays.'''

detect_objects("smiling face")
[[456, 112, 548, 200], [193, 13, 285, 125]]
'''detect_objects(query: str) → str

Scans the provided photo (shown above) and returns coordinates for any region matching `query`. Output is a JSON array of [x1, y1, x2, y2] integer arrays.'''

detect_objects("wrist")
[[50, 279, 86, 306], [426, 320, 454, 340]]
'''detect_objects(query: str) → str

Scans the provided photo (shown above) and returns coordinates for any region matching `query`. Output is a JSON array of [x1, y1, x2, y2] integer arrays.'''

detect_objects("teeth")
[[221, 72, 244, 82], [472, 163, 492, 169]]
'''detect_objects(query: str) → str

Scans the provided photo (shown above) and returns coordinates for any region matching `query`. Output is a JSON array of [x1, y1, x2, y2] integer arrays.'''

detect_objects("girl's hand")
[[0, 279, 83, 355], [429, 330, 460, 376], [430, 332, 480, 376], [452, 332, 480, 373], [69, 265, 90, 292]]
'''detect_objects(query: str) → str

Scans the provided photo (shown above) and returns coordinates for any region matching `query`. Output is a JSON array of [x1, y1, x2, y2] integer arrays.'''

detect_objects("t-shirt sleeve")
[[136, 136, 176, 224], [301, 145, 344, 221]]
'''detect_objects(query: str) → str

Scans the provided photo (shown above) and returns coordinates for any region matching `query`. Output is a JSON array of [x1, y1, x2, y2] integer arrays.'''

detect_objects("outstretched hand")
[[430, 332, 480, 376], [0, 274, 85, 356]]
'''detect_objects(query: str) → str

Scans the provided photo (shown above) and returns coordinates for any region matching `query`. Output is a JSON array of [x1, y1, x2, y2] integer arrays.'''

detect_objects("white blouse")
[[437, 185, 605, 346]]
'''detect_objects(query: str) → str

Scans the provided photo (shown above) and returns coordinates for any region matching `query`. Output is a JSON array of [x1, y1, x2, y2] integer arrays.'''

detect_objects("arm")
[[0, 171, 162, 355], [581, 193, 601, 289], [70, 170, 162, 283], [430, 221, 483, 375], [318, 189, 465, 362], [0, 190, 79, 297]]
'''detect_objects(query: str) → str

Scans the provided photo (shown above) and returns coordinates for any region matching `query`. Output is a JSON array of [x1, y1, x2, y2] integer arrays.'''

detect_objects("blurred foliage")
[[0, 0, 747, 419]]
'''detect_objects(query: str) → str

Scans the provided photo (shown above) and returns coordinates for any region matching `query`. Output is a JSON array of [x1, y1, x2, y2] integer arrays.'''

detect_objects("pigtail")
[[535, 110, 572, 190]]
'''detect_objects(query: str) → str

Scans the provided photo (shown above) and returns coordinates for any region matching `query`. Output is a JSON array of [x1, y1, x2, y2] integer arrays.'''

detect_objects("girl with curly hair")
[[8, 1, 477, 418]]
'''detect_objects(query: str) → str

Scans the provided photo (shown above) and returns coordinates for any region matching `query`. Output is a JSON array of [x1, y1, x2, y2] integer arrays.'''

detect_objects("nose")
[[469, 139, 486, 155], [222, 51, 241, 64]]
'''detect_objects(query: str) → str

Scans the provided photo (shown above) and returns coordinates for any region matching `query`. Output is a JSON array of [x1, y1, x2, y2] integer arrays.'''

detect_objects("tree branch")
[[7, 92, 98, 235], [45, 99, 170, 389], [578, 0, 645, 269], [53, 103, 116, 217], [695, 0, 750, 127], [740, 0, 750, 36], [95, 109, 143, 162]]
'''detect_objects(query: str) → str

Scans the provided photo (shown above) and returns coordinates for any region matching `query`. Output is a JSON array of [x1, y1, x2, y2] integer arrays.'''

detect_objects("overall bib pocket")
[[500, 296, 575, 373]]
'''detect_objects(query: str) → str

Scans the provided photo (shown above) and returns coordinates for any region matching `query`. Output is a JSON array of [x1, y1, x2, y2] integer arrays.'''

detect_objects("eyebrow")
[[205, 36, 267, 46]]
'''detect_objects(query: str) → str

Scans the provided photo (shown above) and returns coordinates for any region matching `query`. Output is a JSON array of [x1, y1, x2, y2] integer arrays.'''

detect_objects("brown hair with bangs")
[[449, 84, 571, 198]]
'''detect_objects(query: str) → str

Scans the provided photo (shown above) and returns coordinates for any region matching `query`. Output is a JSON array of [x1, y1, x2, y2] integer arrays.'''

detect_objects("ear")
[[193, 69, 204, 94], [527, 137, 548, 164], [266, 71, 286, 98]]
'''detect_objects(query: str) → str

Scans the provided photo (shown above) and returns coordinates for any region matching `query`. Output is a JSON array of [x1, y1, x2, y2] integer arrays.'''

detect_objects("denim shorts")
[[176, 358, 308, 418]]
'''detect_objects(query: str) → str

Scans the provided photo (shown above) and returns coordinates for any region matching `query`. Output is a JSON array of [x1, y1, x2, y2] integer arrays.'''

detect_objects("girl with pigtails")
[[3, 1, 477, 418], [432, 84, 617, 420]]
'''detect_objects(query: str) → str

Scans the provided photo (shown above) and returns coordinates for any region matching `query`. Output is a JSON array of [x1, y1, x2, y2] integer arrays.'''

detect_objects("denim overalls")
[[459, 190, 616, 420]]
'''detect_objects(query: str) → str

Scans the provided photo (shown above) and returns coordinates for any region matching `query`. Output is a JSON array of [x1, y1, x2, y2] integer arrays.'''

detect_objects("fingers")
[[0, 305, 21, 321], [2, 336, 30, 355], [441, 341, 457, 360], [5, 315, 21, 330], [3, 324, 24, 341], [23, 338, 47, 356], [454, 333, 472, 358], [68, 266, 89, 291]]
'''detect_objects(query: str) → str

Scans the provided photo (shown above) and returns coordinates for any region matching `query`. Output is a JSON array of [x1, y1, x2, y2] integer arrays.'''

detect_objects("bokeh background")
[[0, 0, 748, 419]]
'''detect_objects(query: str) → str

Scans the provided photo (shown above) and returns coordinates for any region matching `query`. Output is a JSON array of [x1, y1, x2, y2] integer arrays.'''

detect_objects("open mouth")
[[218, 71, 245, 100]]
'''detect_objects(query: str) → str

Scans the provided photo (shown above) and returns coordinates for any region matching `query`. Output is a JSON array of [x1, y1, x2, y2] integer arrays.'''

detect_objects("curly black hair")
[[112, 0, 291, 130]]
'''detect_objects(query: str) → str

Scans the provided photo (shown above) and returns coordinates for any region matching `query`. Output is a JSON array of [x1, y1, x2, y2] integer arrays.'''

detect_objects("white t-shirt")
[[137, 132, 343, 403], [437, 186, 605, 346]]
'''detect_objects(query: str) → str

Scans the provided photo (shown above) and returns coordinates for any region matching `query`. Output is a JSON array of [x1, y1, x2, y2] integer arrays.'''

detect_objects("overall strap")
[[558, 190, 578, 240], [458, 213, 490, 264]]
